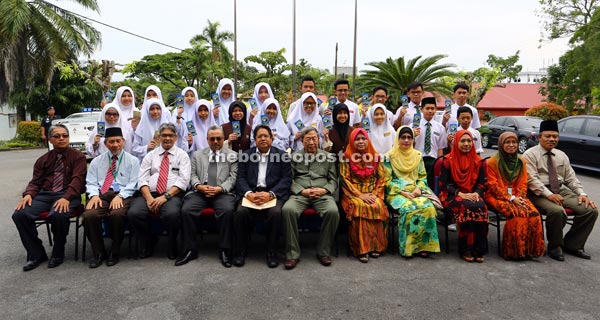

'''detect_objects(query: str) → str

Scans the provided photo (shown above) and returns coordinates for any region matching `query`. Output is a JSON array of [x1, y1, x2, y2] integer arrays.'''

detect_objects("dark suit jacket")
[[236, 146, 292, 201]]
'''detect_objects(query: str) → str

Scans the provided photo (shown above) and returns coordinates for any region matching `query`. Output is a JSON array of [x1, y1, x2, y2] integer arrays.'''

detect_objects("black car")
[[480, 116, 543, 153], [529, 115, 600, 172]]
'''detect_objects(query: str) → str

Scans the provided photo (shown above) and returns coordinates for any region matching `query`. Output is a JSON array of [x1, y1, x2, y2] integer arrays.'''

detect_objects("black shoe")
[[88, 254, 105, 268], [22, 255, 48, 272], [548, 248, 565, 262], [220, 250, 233, 268], [565, 248, 591, 260], [47, 257, 64, 268], [266, 252, 279, 268], [233, 256, 245, 267], [106, 253, 120, 267], [175, 250, 198, 266], [138, 248, 153, 259]]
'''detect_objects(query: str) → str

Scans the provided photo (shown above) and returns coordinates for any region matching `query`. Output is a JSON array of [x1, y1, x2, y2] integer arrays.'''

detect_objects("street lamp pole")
[[234, 0, 238, 90], [352, 0, 357, 98], [292, 0, 297, 100]]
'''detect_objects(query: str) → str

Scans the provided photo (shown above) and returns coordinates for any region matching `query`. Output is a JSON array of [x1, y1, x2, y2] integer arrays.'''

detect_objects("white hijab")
[[189, 99, 217, 152], [287, 92, 321, 135], [143, 85, 164, 107], [253, 97, 290, 141], [368, 103, 395, 155], [172, 87, 199, 122], [135, 98, 173, 146], [252, 82, 274, 113], [87, 103, 131, 155], [112, 86, 139, 126], [217, 78, 236, 125]]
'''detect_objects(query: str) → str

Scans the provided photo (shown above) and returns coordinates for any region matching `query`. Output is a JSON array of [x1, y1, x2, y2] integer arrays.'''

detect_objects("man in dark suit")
[[233, 125, 292, 268]]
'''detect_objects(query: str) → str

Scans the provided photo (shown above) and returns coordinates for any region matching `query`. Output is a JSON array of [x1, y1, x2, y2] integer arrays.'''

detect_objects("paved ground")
[[1, 148, 600, 320]]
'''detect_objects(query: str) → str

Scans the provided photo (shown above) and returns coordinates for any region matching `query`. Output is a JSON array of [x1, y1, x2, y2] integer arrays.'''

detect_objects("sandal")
[[462, 254, 475, 263], [368, 252, 381, 259], [358, 254, 369, 263]]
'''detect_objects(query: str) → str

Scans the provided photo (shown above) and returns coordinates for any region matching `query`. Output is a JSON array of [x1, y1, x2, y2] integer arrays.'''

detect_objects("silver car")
[[50, 112, 101, 155]]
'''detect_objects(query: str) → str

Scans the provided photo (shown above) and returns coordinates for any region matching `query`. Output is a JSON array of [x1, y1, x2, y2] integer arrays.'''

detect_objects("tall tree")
[[486, 51, 523, 82], [537, 0, 599, 40], [0, 0, 102, 119], [244, 48, 291, 102], [361, 55, 457, 109], [190, 20, 233, 90]]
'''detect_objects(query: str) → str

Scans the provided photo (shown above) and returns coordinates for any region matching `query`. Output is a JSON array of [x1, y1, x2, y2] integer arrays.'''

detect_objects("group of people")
[[11, 78, 598, 272]]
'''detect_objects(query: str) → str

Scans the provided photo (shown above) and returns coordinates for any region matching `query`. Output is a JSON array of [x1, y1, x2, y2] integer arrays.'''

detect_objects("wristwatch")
[[580, 193, 588, 197], [163, 192, 172, 200]]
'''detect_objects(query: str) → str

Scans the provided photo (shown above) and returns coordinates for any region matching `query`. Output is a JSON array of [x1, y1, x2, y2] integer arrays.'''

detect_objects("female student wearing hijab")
[[485, 132, 545, 259], [250, 82, 274, 125], [131, 98, 187, 161], [340, 128, 389, 262], [142, 85, 163, 107], [222, 100, 252, 152], [172, 87, 199, 122], [287, 92, 324, 152], [187, 99, 217, 153], [112, 86, 139, 132], [367, 103, 395, 155], [385, 126, 441, 258], [323, 103, 351, 156], [439, 130, 488, 263], [215, 78, 236, 125], [251, 97, 290, 151], [86, 103, 132, 158]]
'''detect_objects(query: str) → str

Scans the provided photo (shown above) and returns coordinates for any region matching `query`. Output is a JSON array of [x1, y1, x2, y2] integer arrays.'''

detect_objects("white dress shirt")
[[414, 118, 447, 158], [86, 150, 140, 198], [256, 150, 270, 188], [394, 101, 420, 126], [138, 145, 191, 192], [449, 103, 481, 129]]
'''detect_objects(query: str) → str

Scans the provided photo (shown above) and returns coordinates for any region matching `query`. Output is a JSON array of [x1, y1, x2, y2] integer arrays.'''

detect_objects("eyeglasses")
[[408, 90, 423, 95], [160, 134, 176, 138], [208, 137, 223, 141], [303, 102, 316, 107], [51, 134, 69, 139], [105, 112, 119, 117], [303, 136, 318, 142]]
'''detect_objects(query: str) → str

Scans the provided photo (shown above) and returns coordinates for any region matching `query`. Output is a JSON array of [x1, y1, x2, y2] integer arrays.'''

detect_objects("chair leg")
[[46, 221, 53, 246], [496, 213, 502, 257], [82, 220, 87, 262], [75, 217, 80, 261]]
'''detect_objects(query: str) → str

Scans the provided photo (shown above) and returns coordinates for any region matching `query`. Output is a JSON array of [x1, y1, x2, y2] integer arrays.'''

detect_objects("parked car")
[[479, 116, 543, 153], [49, 111, 100, 155], [529, 115, 600, 172]]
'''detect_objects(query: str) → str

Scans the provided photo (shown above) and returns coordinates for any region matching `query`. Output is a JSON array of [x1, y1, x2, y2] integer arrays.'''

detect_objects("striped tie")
[[156, 151, 170, 194], [424, 122, 432, 154], [52, 154, 64, 192], [100, 155, 118, 194]]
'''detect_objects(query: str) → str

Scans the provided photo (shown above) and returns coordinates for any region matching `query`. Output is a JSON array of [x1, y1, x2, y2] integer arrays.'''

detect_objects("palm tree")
[[0, 0, 101, 119], [190, 20, 233, 90], [362, 55, 456, 109]]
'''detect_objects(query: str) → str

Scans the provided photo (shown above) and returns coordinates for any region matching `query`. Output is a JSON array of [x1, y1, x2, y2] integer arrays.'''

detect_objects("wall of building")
[[0, 104, 18, 141]]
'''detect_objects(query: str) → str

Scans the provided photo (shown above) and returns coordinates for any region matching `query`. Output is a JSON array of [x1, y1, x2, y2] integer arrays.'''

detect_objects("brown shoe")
[[317, 255, 332, 266], [284, 259, 299, 270]]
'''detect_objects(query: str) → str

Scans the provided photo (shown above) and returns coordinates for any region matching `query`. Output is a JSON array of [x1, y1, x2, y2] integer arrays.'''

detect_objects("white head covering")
[[143, 85, 164, 107], [172, 87, 199, 122], [135, 98, 172, 146], [112, 86, 138, 132], [189, 99, 217, 151], [253, 98, 290, 141], [252, 82, 274, 112], [368, 103, 395, 155], [287, 92, 321, 136], [87, 103, 131, 155], [216, 78, 236, 125]]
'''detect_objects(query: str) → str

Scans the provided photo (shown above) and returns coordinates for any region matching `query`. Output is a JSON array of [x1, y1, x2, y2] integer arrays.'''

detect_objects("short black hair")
[[406, 82, 423, 91], [300, 75, 315, 86], [372, 86, 387, 96], [334, 79, 349, 90], [457, 106, 473, 117], [453, 82, 470, 93], [253, 124, 273, 140]]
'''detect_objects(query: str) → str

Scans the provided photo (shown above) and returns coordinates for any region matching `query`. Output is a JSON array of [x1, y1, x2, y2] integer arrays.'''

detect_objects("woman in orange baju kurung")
[[484, 132, 545, 259]]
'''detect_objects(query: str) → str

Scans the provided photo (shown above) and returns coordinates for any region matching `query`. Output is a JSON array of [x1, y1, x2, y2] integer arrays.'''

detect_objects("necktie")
[[100, 155, 118, 194], [546, 152, 560, 194], [156, 151, 170, 194], [424, 122, 432, 154], [207, 152, 218, 186], [52, 154, 64, 192]]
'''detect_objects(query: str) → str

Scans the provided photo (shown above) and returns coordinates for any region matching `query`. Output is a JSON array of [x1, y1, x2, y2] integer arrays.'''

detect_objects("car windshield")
[[515, 117, 542, 129]]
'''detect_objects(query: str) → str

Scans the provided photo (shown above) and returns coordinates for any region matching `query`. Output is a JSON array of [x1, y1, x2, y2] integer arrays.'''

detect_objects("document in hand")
[[241, 198, 277, 210]]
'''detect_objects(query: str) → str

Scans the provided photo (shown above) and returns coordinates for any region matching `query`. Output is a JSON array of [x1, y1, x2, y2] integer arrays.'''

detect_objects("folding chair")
[[34, 204, 85, 260]]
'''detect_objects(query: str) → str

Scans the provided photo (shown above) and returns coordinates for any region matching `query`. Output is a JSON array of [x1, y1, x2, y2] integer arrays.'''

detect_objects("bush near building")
[[525, 102, 569, 121], [17, 121, 42, 143]]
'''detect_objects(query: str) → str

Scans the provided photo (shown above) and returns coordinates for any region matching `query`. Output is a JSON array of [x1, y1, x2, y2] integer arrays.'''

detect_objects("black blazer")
[[236, 146, 292, 201]]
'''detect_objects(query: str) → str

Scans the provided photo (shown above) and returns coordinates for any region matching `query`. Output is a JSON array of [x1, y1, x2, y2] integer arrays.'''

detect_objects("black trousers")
[[233, 199, 284, 256], [12, 191, 81, 260], [423, 156, 437, 191], [128, 193, 182, 255], [180, 192, 236, 253]]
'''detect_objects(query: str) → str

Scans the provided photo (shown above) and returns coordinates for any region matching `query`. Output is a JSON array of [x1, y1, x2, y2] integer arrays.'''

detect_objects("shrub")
[[593, 107, 600, 115], [6, 140, 36, 148], [525, 103, 569, 121], [17, 121, 42, 142]]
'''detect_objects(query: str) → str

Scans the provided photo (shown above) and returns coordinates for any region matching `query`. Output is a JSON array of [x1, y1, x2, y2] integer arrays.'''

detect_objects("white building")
[[0, 103, 18, 141]]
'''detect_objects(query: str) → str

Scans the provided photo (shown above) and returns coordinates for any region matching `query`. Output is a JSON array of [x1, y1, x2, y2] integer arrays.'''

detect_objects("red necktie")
[[52, 154, 64, 192], [156, 151, 170, 194], [100, 155, 118, 194]]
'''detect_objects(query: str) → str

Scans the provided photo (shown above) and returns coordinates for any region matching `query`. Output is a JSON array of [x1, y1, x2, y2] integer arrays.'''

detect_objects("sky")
[[58, 0, 570, 77]]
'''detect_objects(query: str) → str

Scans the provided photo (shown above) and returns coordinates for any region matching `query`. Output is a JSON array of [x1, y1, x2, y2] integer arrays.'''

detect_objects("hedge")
[[17, 121, 42, 142], [524, 103, 569, 121]]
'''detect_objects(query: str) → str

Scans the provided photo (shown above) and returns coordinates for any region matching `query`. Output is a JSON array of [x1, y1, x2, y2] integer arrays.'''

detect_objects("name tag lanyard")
[[507, 158, 519, 196]]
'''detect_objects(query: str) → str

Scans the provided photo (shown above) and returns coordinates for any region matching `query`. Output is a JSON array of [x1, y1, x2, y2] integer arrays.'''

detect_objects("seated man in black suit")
[[233, 125, 292, 268], [12, 124, 87, 271]]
